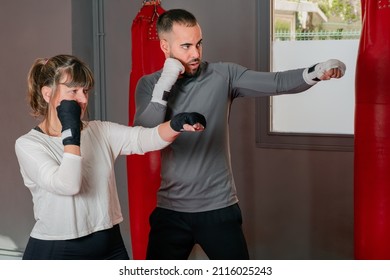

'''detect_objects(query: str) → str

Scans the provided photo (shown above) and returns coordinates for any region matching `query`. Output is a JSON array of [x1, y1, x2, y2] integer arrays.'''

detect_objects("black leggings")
[[146, 203, 249, 260], [22, 224, 129, 260]]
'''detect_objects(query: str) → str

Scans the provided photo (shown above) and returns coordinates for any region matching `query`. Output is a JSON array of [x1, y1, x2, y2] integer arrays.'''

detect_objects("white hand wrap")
[[303, 59, 346, 85], [151, 58, 185, 105]]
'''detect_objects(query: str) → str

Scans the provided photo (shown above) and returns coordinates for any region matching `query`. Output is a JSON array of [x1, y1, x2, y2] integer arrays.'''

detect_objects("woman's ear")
[[41, 86, 52, 103]]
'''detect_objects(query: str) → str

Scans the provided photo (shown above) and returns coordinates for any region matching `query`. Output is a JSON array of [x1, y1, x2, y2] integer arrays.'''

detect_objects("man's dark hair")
[[157, 9, 197, 35]]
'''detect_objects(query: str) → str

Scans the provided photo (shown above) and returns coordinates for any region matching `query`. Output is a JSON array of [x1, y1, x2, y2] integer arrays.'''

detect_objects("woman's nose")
[[76, 90, 88, 103]]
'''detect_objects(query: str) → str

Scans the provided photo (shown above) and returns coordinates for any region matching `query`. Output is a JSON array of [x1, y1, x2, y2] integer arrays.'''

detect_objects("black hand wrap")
[[56, 100, 82, 146], [170, 112, 207, 132]]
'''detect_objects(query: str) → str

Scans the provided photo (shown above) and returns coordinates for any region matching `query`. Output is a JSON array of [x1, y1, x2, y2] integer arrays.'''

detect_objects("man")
[[134, 9, 345, 260]]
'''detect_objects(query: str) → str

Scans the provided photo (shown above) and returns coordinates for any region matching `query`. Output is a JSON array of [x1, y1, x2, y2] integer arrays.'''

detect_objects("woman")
[[15, 54, 205, 259]]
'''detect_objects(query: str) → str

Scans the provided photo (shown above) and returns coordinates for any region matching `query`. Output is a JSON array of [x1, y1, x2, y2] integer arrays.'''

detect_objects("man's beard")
[[184, 59, 201, 77], [183, 67, 200, 77], [169, 54, 201, 77]]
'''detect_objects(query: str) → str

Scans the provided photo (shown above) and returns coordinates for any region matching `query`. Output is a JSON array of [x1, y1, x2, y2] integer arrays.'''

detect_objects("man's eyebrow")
[[180, 39, 203, 47]]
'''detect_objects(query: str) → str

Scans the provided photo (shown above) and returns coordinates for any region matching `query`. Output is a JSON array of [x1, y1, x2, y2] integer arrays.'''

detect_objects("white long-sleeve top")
[[15, 120, 170, 240]]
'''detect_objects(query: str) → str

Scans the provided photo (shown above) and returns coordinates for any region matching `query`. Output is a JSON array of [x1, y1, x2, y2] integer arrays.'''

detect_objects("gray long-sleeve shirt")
[[134, 61, 311, 212]]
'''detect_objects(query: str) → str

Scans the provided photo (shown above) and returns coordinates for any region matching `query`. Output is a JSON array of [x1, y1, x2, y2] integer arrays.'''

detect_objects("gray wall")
[[0, 0, 73, 258], [0, 0, 353, 259]]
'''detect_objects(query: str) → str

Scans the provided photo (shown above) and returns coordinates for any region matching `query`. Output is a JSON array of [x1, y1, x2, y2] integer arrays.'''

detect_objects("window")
[[256, 0, 361, 151]]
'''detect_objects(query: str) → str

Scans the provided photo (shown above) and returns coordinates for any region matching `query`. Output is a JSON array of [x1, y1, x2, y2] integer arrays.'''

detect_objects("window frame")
[[255, 0, 354, 152]]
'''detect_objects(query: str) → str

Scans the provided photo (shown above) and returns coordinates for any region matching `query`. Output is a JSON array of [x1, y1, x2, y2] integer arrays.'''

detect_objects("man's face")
[[161, 23, 203, 76]]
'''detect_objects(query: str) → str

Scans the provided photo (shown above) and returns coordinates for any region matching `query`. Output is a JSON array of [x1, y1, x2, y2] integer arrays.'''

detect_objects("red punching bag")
[[355, 0, 390, 259], [127, 0, 165, 260]]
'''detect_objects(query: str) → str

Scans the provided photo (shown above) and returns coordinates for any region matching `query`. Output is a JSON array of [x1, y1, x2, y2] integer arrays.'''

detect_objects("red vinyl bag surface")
[[127, 1, 165, 260], [355, 0, 390, 259]]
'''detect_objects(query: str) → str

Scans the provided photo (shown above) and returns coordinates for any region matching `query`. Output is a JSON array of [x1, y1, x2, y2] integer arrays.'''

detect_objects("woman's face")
[[51, 76, 89, 119]]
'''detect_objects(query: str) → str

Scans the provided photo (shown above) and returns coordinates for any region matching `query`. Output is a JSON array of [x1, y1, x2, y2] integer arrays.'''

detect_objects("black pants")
[[22, 224, 129, 260], [146, 203, 249, 260]]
